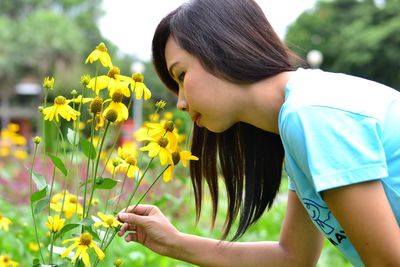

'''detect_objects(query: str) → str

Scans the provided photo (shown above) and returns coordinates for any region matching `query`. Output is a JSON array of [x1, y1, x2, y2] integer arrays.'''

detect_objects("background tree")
[[285, 0, 400, 89]]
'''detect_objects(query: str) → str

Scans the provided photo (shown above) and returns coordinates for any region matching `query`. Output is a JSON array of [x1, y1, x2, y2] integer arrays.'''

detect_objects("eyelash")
[[177, 72, 185, 83]]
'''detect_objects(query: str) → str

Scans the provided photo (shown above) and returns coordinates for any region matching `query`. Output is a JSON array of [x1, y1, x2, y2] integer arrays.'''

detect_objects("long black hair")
[[152, 0, 295, 240]]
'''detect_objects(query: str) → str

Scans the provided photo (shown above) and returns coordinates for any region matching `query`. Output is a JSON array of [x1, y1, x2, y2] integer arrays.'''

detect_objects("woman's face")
[[165, 36, 241, 133]]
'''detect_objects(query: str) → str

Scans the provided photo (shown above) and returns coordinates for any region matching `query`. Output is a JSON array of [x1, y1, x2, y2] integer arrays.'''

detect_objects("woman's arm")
[[117, 191, 324, 267], [323, 180, 400, 266]]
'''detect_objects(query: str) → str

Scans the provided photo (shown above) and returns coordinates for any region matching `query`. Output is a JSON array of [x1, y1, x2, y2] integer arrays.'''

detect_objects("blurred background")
[[0, 0, 399, 266]]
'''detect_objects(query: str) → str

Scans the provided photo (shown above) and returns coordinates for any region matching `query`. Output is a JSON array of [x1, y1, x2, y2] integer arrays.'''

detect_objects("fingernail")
[[119, 213, 126, 220]]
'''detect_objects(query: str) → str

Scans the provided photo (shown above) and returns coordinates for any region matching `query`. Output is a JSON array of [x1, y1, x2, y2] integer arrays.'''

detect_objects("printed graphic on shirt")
[[302, 198, 348, 246]]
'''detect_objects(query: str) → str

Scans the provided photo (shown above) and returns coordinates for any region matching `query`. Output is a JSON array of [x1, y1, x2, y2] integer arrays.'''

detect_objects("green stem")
[[123, 157, 154, 211], [132, 164, 170, 212], [86, 121, 111, 218], [113, 165, 130, 213], [29, 144, 45, 263], [49, 232, 54, 264], [48, 122, 61, 216], [99, 164, 170, 265], [82, 115, 96, 218]]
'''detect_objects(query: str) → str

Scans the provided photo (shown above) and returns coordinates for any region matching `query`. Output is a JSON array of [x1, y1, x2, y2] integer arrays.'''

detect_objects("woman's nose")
[[176, 90, 188, 111]]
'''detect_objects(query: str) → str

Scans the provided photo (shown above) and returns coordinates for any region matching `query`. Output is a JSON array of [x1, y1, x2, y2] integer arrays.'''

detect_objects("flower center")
[[132, 73, 144, 83], [54, 96, 67, 105], [90, 96, 103, 113], [107, 67, 120, 78], [0, 213, 3, 220], [112, 90, 123, 103], [105, 217, 114, 226], [126, 156, 137, 166], [164, 121, 175, 132], [157, 137, 169, 148], [79, 233, 92, 246], [172, 152, 180, 165], [69, 196, 77, 204]]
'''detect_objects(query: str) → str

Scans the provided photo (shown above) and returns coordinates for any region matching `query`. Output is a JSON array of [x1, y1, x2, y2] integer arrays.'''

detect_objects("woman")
[[117, 0, 400, 266]]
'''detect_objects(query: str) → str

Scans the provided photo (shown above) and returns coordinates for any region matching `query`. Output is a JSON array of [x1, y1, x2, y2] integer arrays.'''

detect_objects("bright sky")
[[99, 0, 317, 62]]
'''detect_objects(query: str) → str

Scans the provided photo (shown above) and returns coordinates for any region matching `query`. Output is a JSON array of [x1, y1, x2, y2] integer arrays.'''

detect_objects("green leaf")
[[32, 258, 41, 267], [67, 127, 79, 145], [31, 187, 47, 204], [94, 177, 117, 189], [80, 138, 96, 160], [34, 196, 50, 214], [32, 171, 48, 190], [47, 153, 68, 176], [54, 223, 80, 240]]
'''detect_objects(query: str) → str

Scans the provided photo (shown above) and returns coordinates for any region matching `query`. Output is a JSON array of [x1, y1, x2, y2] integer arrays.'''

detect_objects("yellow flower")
[[46, 214, 65, 233], [50, 191, 83, 219], [94, 212, 122, 229], [85, 42, 113, 68], [13, 149, 28, 160], [117, 142, 138, 160], [116, 157, 141, 179], [0, 255, 19, 267], [61, 233, 105, 267], [140, 136, 173, 166], [102, 90, 129, 122], [71, 95, 93, 104], [7, 123, 19, 133], [87, 67, 130, 96], [42, 96, 81, 122], [145, 121, 179, 151], [43, 76, 55, 90], [0, 213, 12, 232], [163, 150, 198, 182], [28, 242, 40, 252], [114, 258, 124, 267], [118, 72, 151, 100]]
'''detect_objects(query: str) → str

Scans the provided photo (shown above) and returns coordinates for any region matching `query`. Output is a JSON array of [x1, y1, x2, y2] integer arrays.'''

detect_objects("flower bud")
[[71, 89, 78, 96], [80, 74, 91, 87], [155, 100, 166, 109], [43, 77, 55, 90], [33, 136, 41, 144]]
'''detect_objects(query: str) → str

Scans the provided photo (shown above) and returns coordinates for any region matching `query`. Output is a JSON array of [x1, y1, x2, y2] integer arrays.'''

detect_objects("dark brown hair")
[[152, 0, 294, 240]]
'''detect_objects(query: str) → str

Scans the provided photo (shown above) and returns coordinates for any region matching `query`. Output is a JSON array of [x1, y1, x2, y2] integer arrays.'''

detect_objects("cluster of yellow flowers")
[[0, 123, 28, 160], [23, 42, 198, 267]]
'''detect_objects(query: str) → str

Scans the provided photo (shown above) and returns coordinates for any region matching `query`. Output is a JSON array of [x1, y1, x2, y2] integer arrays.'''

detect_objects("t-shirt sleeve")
[[281, 105, 388, 192]]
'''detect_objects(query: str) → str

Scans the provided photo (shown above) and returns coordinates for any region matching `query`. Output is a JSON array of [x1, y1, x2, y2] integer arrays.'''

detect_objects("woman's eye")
[[178, 72, 185, 83]]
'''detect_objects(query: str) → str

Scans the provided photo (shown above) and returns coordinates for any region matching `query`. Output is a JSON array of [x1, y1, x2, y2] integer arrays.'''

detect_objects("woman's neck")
[[238, 71, 292, 134]]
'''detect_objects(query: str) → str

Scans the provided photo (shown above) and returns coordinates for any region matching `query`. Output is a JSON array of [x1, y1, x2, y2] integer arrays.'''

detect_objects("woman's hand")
[[117, 204, 180, 256]]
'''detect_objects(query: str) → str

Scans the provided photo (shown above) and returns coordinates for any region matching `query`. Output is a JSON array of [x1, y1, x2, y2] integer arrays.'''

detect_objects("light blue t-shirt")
[[278, 68, 400, 266]]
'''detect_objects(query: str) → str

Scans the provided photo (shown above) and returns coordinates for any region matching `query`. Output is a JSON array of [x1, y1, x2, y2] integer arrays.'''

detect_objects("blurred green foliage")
[[285, 0, 400, 89]]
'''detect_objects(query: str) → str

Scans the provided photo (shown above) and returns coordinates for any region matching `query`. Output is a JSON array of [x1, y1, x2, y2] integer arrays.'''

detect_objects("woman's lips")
[[192, 114, 202, 127]]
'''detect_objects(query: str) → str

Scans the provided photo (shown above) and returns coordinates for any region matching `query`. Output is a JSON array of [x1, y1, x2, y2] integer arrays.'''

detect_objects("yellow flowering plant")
[[27, 42, 198, 267]]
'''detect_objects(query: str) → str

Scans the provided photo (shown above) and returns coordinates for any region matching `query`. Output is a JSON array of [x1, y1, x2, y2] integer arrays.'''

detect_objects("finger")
[[118, 223, 130, 236], [119, 204, 155, 215], [117, 212, 148, 226], [125, 232, 137, 242]]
